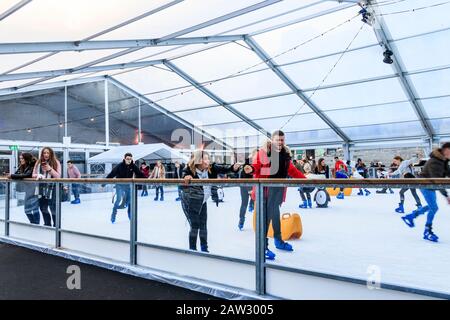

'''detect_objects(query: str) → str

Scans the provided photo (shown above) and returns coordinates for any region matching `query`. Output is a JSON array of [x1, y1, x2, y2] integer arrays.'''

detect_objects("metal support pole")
[[64, 85, 68, 137], [55, 182, 61, 248], [63, 148, 69, 178], [342, 143, 352, 162], [130, 183, 138, 265], [104, 78, 110, 148], [255, 183, 266, 295], [5, 181, 10, 236], [85, 150, 91, 176], [138, 99, 142, 144]]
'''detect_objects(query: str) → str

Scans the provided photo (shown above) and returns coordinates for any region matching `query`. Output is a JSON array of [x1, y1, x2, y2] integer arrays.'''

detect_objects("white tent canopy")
[[88, 143, 188, 164]]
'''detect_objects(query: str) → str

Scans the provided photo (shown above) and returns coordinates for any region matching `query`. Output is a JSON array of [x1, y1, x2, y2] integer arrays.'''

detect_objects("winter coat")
[[67, 165, 81, 179], [10, 163, 37, 198], [150, 165, 165, 179], [334, 160, 347, 173], [421, 149, 449, 197], [249, 146, 306, 202], [314, 165, 330, 179], [32, 160, 61, 179], [32, 160, 61, 199], [106, 160, 144, 179], [180, 163, 238, 222], [335, 170, 349, 179], [140, 166, 150, 178], [355, 163, 369, 178], [391, 158, 416, 178]]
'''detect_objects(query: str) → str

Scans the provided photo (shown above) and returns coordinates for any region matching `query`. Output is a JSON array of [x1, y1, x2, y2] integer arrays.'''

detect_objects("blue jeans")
[[72, 183, 80, 200], [156, 186, 164, 199], [113, 185, 131, 215], [414, 189, 438, 226]]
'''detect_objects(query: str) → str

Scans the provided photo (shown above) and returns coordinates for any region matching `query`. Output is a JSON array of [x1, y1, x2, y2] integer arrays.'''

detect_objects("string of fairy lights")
[[0, 0, 447, 137]]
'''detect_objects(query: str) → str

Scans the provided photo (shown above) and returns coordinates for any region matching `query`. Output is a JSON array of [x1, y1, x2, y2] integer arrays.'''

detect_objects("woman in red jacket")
[[244, 130, 306, 261], [140, 162, 150, 197]]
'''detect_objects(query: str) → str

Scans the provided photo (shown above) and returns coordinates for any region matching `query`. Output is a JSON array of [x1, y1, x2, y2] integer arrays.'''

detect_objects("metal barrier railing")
[[0, 177, 449, 298]]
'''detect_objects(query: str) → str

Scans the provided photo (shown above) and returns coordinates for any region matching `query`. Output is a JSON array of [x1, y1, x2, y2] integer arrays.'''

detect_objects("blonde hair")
[[303, 162, 312, 174], [188, 150, 210, 174]]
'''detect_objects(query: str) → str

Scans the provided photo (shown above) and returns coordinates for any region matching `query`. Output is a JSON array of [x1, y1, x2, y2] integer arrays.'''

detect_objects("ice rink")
[[4, 185, 450, 295]]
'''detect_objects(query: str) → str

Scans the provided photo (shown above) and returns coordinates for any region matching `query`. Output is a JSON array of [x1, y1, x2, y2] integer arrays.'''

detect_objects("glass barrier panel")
[[137, 182, 256, 260], [0, 181, 5, 220], [60, 182, 130, 262], [9, 181, 40, 225], [264, 184, 450, 297], [60, 182, 130, 240], [7, 181, 55, 246], [0, 181, 5, 235], [136, 181, 257, 291]]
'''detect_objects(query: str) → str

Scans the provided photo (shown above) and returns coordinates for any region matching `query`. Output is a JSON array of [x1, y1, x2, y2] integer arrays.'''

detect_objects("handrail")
[[1, 177, 449, 299], [0, 177, 449, 186]]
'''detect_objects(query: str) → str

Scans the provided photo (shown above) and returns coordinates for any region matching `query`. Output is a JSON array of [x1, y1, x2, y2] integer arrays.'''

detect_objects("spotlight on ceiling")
[[383, 49, 393, 64]]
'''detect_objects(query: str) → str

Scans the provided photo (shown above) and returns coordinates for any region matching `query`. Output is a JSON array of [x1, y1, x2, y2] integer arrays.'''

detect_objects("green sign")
[[9, 145, 19, 151]]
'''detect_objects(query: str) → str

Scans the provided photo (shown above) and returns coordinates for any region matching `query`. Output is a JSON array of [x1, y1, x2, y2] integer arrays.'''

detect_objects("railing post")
[[5, 181, 10, 236], [55, 182, 61, 248], [255, 182, 266, 295], [130, 182, 137, 265]]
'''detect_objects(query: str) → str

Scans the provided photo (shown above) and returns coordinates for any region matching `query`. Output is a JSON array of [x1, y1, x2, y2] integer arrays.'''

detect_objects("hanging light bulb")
[[59, 123, 64, 128], [27, 128, 32, 133], [90, 117, 95, 122]]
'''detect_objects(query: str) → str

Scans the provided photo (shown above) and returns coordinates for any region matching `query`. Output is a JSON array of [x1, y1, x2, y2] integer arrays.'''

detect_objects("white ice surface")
[[4, 185, 450, 295]]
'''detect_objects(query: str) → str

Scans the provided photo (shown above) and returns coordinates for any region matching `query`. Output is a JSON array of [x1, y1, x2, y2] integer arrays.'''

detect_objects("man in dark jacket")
[[402, 142, 450, 242], [106, 153, 144, 223]]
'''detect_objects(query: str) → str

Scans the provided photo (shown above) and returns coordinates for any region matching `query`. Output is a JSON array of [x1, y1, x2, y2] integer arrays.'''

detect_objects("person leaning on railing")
[[181, 150, 241, 253], [8, 153, 40, 225], [401, 142, 450, 242], [243, 130, 306, 261], [32, 147, 61, 227]]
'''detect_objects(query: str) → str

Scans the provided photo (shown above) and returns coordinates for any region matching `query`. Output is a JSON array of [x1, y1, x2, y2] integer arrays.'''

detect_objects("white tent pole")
[[138, 99, 142, 144], [64, 85, 68, 137], [105, 78, 110, 148]]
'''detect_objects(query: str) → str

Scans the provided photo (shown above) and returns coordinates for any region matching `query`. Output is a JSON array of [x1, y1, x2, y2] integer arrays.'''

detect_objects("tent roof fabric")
[[0, 0, 449, 149], [88, 143, 189, 164]]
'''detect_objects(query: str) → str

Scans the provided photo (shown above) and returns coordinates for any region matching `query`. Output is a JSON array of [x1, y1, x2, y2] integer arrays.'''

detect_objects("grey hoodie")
[[391, 157, 416, 177]]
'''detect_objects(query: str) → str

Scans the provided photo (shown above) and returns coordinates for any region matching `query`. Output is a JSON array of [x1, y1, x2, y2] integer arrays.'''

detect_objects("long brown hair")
[[393, 156, 404, 162], [20, 152, 36, 171], [188, 150, 210, 174], [317, 158, 326, 172], [39, 147, 59, 170]]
